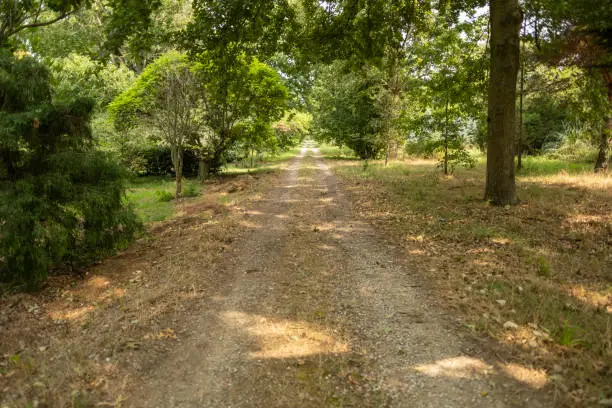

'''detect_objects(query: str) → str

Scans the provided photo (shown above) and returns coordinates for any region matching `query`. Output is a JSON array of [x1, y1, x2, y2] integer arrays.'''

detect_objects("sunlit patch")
[[222, 311, 349, 359], [569, 285, 611, 310], [85, 277, 111, 290], [245, 210, 265, 216], [414, 356, 492, 379], [520, 174, 611, 190], [100, 288, 126, 302], [407, 249, 426, 255], [490, 237, 512, 245], [466, 247, 493, 254], [317, 244, 336, 251], [238, 220, 263, 229], [49, 305, 94, 322], [565, 214, 606, 225], [500, 363, 548, 389], [405, 235, 425, 243]]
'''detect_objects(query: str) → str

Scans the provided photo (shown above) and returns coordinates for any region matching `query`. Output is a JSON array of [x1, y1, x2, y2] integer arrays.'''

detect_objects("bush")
[[182, 183, 199, 198], [119, 145, 200, 177], [0, 152, 141, 288], [155, 190, 174, 202]]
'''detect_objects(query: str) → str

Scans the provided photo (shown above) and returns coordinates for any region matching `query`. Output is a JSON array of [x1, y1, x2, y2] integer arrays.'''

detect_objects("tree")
[[1, 0, 161, 51], [484, 0, 522, 205], [523, 0, 612, 171], [109, 52, 202, 197], [412, 18, 487, 174], [191, 53, 289, 176], [311, 62, 387, 159], [110, 52, 288, 181], [0, 0, 86, 45], [0, 48, 139, 287]]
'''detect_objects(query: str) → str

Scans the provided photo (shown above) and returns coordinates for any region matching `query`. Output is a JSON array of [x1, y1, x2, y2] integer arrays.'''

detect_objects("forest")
[[0, 0, 610, 407]]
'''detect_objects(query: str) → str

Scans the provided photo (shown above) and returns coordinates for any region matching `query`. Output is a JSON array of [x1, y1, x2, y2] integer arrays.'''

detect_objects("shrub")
[[119, 145, 200, 177], [155, 190, 175, 202], [182, 183, 199, 198], [0, 152, 141, 288]]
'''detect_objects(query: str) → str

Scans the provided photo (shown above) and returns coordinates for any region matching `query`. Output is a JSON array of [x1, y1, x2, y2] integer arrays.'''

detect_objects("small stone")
[[496, 299, 507, 306]]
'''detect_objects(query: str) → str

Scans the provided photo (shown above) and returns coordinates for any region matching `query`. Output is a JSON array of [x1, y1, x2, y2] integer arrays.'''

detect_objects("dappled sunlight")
[[413, 357, 548, 389], [238, 220, 263, 229], [519, 173, 612, 191], [221, 311, 350, 360], [500, 363, 548, 389], [85, 276, 111, 290], [565, 213, 607, 225], [472, 259, 494, 267], [49, 305, 95, 322], [490, 237, 512, 245], [414, 356, 491, 379], [245, 210, 265, 216], [568, 285, 611, 311]]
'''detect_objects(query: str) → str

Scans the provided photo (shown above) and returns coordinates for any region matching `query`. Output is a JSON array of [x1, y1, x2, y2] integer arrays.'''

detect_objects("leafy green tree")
[[0, 49, 139, 287], [109, 52, 203, 196], [523, 0, 612, 171], [191, 52, 289, 175], [110, 52, 288, 181], [311, 62, 386, 159], [412, 19, 487, 174], [1, 0, 161, 52]]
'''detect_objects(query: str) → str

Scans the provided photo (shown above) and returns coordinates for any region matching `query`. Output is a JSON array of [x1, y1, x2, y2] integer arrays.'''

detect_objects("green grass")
[[315, 143, 358, 159], [125, 148, 300, 223], [223, 147, 301, 175], [126, 177, 205, 223], [517, 156, 593, 176]]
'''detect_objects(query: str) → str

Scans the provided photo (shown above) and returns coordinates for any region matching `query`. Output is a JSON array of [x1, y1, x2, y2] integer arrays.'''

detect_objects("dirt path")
[[127, 146, 551, 407]]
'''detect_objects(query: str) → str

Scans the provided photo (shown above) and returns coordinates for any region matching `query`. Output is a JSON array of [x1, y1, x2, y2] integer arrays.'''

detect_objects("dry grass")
[[0, 171, 283, 408], [331, 157, 611, 407]]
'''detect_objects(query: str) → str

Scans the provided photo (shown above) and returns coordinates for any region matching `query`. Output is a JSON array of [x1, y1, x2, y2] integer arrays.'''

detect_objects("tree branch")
[[10, 9, 79, 36]]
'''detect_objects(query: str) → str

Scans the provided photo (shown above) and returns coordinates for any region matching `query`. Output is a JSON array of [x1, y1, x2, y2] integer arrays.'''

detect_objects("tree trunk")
[[198, 156, 208, 181], [385, 141, 389, 167], [484, 0, 522, 205], [444, 97, 449, 176], [517, 19, 526, 171], [171, 147, 183, 198], [594, 69, 611, 172]]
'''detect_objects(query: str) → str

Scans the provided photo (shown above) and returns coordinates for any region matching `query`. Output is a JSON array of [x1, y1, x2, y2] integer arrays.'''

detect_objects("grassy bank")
[[328, 154, 611, 407]]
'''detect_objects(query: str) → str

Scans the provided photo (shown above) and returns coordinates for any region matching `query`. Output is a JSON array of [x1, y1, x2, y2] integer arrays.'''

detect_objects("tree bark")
[[198, 156, 208, 180], [484, 0, 522, 205], [171, 147, 184, 198], [594, 69, 611, 172], [444, 97, 449, 176], [517, 19, 526, 171], [385, 141, 389, 167]]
